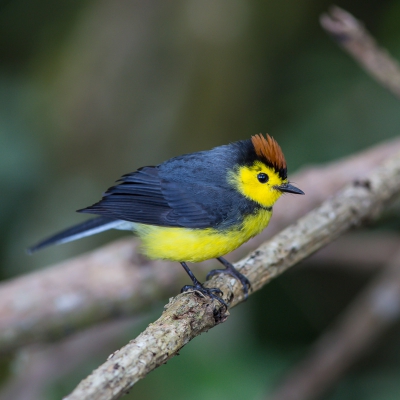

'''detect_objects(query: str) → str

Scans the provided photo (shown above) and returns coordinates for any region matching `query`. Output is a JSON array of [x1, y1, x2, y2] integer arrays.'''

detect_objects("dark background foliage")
[[1, 0, 400, 399]]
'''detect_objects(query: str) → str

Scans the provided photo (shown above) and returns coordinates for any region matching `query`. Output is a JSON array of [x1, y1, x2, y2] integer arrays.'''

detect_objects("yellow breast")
[[134, 208, 272, 263]]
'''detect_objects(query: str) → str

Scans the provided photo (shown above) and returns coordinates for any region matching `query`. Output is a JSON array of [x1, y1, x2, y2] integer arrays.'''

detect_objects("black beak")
[[275, 183, 305, 195]]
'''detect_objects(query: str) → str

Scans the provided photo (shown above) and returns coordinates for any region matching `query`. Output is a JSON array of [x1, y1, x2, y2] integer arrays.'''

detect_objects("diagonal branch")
[[1, 137, 399, 355], [64, 149, 400, 400], [320, 6, 400, 98]]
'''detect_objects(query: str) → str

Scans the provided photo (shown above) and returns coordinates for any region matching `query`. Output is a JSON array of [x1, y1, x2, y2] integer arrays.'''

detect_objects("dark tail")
[[27, 216, 123, 254]]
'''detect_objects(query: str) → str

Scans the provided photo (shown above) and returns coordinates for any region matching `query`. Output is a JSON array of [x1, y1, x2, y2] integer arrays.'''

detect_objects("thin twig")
[[64, 150, 400, 400], [320, 6, 400, 98]]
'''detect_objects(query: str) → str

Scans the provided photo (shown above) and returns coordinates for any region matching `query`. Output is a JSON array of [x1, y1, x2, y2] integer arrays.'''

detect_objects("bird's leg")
[[206, 257, 251, 300], [180, 262, 228, 309]]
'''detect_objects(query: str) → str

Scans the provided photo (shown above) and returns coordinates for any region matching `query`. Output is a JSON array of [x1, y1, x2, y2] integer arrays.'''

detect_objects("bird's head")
[[228, 134, 304, 208]]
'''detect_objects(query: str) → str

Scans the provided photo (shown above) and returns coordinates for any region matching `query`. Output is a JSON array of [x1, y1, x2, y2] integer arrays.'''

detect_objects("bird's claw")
[[207, 268, 251, 300], [181, 283, 228, 310]]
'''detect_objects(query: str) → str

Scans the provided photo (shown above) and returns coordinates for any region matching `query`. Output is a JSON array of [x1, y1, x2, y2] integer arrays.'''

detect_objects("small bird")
[[29, 134, 303, 307]]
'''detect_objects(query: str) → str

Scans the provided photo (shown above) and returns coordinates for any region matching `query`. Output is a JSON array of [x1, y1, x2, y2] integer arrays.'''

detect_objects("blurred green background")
[[1, 0, 400, 399]]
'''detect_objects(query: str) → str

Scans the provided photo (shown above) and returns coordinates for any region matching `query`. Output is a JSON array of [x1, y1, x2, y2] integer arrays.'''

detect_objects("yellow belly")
[[134, 208, 272, 262]]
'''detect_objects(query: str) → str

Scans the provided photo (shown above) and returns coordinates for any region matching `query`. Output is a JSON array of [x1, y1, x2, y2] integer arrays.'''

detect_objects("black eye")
[[257, 173, 269, 183]]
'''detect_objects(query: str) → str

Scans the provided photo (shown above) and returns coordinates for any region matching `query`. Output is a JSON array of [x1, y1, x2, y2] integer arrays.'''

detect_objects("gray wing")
[[79, 166, 230, 228]]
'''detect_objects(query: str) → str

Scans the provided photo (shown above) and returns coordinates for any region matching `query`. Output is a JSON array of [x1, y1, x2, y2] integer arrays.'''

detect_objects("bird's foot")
[[207, 267, 251, 300], [181, 283, 228, 311]]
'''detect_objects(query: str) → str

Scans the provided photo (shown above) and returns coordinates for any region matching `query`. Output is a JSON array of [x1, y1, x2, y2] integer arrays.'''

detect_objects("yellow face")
[[228, 161, 287, 208]]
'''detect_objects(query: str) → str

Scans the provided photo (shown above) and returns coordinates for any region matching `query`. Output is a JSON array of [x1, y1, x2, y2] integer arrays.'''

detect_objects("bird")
[[28, 134, 304, 308]]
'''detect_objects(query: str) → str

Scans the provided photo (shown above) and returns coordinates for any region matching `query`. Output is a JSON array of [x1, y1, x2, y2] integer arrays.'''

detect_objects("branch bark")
[[64, 149, 400, 400]]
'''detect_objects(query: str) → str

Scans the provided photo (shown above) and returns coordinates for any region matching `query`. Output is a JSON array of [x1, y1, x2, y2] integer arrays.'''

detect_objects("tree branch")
[[1, 138, 399, 354], [320, 6, 400, 98], [64, 150, 400, 400]]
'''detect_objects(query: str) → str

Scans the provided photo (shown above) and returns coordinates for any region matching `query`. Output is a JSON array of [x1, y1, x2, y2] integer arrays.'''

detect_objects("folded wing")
[[79, 166, 224, 228]]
